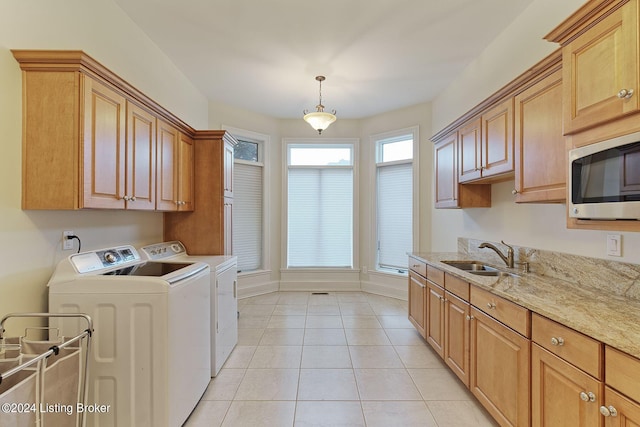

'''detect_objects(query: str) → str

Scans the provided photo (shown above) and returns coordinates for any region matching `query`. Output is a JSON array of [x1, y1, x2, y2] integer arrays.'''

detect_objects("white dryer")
[[140, 241, 237, 376], [48, 245, 211, 427]]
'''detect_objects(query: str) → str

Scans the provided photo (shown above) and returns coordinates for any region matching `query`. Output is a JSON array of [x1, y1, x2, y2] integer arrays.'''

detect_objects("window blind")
[[233, 162, 262, 271], [377, 162, 412, 270], [288, 168, 353, 267]]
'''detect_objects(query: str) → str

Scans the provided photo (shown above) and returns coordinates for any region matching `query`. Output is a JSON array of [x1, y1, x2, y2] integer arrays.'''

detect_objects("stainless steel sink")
[[441, 260, 494, 271], [442, 260, 519, 278]]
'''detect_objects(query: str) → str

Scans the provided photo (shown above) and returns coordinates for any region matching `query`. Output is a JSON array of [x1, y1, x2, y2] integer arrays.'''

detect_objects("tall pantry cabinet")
[[164, 130, 238, 255]]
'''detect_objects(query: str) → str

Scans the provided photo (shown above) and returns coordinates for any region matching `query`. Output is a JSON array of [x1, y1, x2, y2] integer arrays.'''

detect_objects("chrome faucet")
[[478, 240, 514, 268]]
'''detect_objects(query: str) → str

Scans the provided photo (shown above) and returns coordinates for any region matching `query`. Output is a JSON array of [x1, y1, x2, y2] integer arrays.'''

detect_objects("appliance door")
[[103, 261, 208, 283], [168, 265, 211, 427], [570, 139, 640, 219]]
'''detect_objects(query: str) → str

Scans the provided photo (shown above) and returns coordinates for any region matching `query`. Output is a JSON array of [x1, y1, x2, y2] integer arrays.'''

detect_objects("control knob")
[[104, 252, 118, 264]]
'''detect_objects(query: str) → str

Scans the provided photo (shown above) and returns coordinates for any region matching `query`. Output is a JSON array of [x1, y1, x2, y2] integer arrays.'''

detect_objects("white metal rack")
[[0, 313, 93, 427]]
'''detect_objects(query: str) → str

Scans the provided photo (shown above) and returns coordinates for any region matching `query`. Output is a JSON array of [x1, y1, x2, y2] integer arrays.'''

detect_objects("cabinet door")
[[458, 118, 482, 183], [444, 291, 470, 386], [126, 102, 156, 210], [82, 78, 127, 209], [482, 98, 514, 178], [426, 281, 445, 357], [224, 139, 234, 198], [514, 69, 565, 203], [435, 133, 458, 207], [408, 271, 427, 338], [224, 197, 233, 255], [602, 386, 640, 427], [157, 120, 179, 211], [178, 132, 195, 211], [470, 307, 530, 427], [563, 0, 639, 134], [531, 344, 601, 427]]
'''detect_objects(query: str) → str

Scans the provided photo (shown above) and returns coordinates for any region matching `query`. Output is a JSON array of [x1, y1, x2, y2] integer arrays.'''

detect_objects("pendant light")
[[303, 76, 337, 134]]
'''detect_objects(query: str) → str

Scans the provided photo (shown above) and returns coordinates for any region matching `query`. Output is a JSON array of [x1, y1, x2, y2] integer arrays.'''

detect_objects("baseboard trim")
[[361, 280, 407, 300], [238, 281, 279, 299], [279, 281, 362, 292]]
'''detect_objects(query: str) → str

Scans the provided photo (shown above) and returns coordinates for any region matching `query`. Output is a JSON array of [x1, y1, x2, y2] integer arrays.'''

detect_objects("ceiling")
[[114, 0, 533, 120]]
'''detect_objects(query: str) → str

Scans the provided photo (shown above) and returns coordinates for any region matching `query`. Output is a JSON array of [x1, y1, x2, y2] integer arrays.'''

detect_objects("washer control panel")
[[70, 245, 140, 274], [140, 241, 187, 261]]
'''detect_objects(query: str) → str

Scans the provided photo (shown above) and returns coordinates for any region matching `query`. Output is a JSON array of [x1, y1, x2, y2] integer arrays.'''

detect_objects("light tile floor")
[[184, 291, 498, 427]]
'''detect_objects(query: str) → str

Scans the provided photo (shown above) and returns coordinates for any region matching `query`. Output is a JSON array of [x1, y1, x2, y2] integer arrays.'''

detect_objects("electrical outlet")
[[63, 230, 74, 250], [362, 266, 367, 274], [606, 234, 622, 257]]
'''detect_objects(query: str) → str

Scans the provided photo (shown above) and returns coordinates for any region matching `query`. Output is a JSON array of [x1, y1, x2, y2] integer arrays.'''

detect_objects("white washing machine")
[[48, 245, 211, 427], [140, 241, 237, 376]]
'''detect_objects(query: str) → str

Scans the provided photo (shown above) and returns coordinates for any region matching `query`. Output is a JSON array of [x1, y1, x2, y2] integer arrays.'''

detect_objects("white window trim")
[[282, 137, 360, 272], [223, 125, 270, 275], [368, 126, 420, 276]]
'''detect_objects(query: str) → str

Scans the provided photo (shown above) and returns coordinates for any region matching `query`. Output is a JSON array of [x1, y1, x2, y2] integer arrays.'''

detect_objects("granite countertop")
[[410, 252, 640, 359]]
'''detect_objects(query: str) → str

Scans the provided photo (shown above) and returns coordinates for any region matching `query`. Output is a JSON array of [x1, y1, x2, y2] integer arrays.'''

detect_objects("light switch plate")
[[606, 234, 622, 257]]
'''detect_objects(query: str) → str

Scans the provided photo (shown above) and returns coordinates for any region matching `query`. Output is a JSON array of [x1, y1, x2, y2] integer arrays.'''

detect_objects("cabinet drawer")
[[606, 346, 640, 403], [445, 273, 469, 301], [427, 265, 445, 287], [470, 286, 530, 337], [532, 313, 602, 379], [408, 257, 426, 277]]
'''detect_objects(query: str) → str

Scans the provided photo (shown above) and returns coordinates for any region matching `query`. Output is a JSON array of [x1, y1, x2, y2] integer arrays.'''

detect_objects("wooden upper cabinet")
[[178, 132, 195, 211], [164, 131, 238, 255], [458, 100, 514, 184], [458, 118, 483, 183], [13, 50, 196, 211], [157, 120, 193, 212], [514, 68, 566, 203], [435, 132, 490, 209], [547, 0, 640, 134], [126, 102, 156, 210], [82, 77, 127, 209], [157, 120, 179, 211], [482, 98, 514, 178]]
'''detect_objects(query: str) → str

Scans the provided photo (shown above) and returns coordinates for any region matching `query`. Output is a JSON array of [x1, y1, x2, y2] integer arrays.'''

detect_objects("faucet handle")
[[500, 240, 514, 251]]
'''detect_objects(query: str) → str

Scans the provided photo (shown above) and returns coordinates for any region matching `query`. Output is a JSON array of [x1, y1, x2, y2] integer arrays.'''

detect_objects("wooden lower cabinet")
[[444, 291, 470, 386], [426, 280, 445, 357], [408, 271, 427, 337], [470, 307, 530, 427], [602, 387, 640, 427], [531, 344, 602, 427]]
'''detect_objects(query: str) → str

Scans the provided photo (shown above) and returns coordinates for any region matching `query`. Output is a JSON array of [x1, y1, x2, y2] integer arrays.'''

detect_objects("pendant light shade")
[[303, 76, 337, 134]]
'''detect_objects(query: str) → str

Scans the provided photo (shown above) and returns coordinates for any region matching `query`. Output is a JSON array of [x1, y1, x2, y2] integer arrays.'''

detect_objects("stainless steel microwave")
[[569, 131, 640, 220]]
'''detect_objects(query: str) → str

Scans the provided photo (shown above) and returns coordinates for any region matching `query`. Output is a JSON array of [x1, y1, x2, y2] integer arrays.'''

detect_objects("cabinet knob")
[[600, 405, 618, 417], [466, 315, 474, 321], [122, 196, 130, 201], [486, 302, 496, 310], [130, 196, 136, 202], [550, 337, 565, 346], [511, 189, 518, 195], [617, 88, 634, 99], [580, 391, 596, 402]]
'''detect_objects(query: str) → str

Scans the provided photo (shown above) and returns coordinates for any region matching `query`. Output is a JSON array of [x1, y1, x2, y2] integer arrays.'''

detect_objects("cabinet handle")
[[550, 337, 565, 346], [580, 391, 597, 402], [600, 405, 618, 417], [233, 280, 237, 298], [617, 88, 634, 99], [486, 302, 496, 310]]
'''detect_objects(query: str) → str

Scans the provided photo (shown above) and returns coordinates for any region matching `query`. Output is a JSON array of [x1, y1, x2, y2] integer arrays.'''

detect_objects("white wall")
[[430, 0, 640, 264], [0, 0, 209, 335]]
